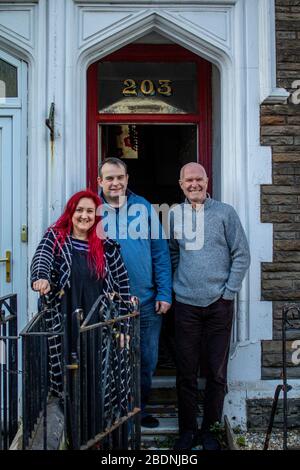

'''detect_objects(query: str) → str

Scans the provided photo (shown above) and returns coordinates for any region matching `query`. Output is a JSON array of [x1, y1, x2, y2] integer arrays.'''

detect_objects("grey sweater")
[[169, 197, 250, 307]]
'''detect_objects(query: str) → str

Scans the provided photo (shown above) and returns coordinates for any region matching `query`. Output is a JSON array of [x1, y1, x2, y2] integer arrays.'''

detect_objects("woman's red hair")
[[49, 190, 105, 278]]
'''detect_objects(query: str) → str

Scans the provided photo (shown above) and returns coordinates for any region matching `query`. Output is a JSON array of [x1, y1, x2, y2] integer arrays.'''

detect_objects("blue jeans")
[[140, 302, 162, 416]]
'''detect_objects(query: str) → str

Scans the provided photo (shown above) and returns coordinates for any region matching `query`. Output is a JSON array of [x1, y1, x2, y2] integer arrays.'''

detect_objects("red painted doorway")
[[87, 43, 212, 371], [87, 44, 212, 201]]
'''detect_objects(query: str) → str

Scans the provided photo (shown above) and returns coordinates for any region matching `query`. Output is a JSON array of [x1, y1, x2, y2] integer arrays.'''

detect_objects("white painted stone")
[[175, 10, 229, 43], [81, 11, 134, 41], [0, 9, 32, 43]]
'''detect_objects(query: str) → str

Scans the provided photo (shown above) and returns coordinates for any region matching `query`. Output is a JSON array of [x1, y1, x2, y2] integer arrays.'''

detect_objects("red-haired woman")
[[30, 190, 131, 402]]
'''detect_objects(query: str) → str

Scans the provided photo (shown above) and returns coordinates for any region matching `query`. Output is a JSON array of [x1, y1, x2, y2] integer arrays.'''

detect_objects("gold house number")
[[122, 79, 172, 97]]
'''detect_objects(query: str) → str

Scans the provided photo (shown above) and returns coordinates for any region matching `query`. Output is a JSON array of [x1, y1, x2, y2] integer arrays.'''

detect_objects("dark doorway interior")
[[100, 123, 198, 371], [100, 124, 198, 205]]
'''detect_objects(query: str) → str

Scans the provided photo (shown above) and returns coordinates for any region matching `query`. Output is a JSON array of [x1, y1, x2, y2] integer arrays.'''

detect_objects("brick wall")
[[260, 0, 300, 380]]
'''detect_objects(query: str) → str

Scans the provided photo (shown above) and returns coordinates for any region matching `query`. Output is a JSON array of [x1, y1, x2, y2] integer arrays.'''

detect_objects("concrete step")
[[141, 416, 203, 450], [151, 375, 176, 388], [141, 416, 203, 436], [141, 375, 205, 449], [148, 377, 205, 406], [144, 403, 204, 416], [151, 375, 206, 389]]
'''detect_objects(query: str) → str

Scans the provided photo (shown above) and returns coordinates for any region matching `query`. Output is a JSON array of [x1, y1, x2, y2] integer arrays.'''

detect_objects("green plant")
[[209, 422, 227, 448], [153, 435, 176, 449], [232, 425, 242, 434], [236, 435, 247, 447]]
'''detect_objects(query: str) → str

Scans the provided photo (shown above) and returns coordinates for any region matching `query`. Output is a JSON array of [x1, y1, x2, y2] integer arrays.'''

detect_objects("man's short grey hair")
[[98, 157, 128, 178], [180, 162, 208, 180]]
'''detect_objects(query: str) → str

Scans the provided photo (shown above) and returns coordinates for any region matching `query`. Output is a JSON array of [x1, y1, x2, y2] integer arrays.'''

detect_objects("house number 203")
[[122, 79, 172, 97]]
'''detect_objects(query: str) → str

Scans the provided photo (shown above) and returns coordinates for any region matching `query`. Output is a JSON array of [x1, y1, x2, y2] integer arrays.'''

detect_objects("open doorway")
[[100, 123, 199, 371], [99, 123, 198, 204]]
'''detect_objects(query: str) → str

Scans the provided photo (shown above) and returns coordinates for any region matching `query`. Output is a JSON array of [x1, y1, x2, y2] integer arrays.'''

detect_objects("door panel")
[[0, 117, 13, 296]]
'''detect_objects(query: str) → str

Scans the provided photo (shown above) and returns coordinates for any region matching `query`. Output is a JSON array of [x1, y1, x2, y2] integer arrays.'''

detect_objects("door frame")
[[87, 44, 212, 193]]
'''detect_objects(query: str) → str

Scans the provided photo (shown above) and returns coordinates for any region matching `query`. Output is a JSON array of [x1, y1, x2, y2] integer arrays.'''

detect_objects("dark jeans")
[[140, 302, 162, 416], [175, 298, 234, 434]]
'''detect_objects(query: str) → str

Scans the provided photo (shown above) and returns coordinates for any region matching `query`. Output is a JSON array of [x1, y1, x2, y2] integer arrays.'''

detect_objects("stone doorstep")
[[141, 416, 203, 436], [151, 375, 177, 388], [141, 417, 203, 451], [152, 375, 206, 389], [143, 375, 204, 440]]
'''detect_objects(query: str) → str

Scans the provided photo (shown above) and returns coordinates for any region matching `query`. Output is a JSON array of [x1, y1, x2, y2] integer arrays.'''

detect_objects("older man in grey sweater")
[[170, 163, 250, 451]]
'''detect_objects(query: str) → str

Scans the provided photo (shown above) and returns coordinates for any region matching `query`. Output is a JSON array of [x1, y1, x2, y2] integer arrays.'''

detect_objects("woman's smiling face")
[[72, 197, 96, 238]]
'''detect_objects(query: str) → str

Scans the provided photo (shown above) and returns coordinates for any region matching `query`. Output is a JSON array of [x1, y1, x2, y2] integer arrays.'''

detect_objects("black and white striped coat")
[[30, 228, 130, 314], [30, 228, 132, 410]]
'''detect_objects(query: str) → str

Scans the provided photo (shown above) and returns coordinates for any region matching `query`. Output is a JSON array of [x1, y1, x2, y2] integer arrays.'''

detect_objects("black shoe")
[[201, 431, 221, 451], [173, 431, 198, 450], [141, 415, 159, 428]]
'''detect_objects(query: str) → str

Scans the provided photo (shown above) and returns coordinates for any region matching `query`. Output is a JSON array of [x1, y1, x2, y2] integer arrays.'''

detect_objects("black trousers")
[[175, 298, 234, 434]]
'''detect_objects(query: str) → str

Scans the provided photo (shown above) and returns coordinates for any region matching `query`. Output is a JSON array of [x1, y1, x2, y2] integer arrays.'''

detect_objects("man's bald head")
[[179, 162, 209, 206], [180, 162, 208, 181]]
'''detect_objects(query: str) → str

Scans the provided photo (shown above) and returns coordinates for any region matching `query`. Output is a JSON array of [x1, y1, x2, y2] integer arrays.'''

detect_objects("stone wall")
[[247, 398, 300, 430], [260, 0, 300, 380]]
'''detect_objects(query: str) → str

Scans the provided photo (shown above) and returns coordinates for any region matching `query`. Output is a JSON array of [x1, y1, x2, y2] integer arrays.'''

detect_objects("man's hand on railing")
[[33, 279, 51, 295]]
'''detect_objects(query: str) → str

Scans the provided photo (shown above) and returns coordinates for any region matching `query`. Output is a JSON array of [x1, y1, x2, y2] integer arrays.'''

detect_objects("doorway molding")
[[75, 8, 232, 197]]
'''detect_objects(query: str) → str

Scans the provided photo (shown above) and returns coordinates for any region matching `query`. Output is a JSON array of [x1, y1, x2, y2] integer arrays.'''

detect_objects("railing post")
[[65, 308, 82, 450], [282, 305, 288, 451], [0, 295, 18, 450], [132, 298, 141, 450], [8, 295, 18, 445]]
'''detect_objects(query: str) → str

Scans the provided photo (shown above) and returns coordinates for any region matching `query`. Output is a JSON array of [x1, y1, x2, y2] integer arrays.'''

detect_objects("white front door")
[[0, 50, 27, 330]]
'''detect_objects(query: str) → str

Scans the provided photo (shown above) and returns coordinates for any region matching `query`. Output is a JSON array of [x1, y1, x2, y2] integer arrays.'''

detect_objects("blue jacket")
[[100, 190, 172, 307]]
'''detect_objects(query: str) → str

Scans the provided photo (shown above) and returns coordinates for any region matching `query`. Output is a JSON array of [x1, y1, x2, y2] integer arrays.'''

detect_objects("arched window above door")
[[0, 50, 22, 106]]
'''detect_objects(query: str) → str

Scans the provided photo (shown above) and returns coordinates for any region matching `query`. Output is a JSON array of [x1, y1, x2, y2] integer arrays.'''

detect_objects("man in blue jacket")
[[98, 157, 172, 428]]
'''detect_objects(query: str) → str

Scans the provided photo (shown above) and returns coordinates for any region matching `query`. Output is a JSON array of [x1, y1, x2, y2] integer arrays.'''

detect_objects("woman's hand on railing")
[[33, 279, 51, 295], [118, 333, 130, 350]]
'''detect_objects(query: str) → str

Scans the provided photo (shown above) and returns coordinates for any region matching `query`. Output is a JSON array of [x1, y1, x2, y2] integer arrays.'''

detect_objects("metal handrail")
[[264, 304, 300, 450], [21, 293, 141, 450], [0, 294, 18, 450], [65, 294, 141, 450]]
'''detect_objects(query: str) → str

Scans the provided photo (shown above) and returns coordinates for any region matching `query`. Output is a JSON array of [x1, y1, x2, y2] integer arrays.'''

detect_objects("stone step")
[[143, 404, 177, 416], [141, 416, 203, 436], [141, 375, 205, 449], [141, 416, 203, 450], [151, 375, 206, 389], [148, 376, 205, 405], [151, 375, 176, 388], [144, 403, 204, 416]]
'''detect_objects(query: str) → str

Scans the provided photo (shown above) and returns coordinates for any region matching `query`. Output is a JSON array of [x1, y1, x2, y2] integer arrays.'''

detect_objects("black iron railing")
[[21, 293, 140, 450], [20, 301, 62, 450], [264, 304, 300, 450], [0, 294, 18, 450], [65, 294, 140, 450]]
